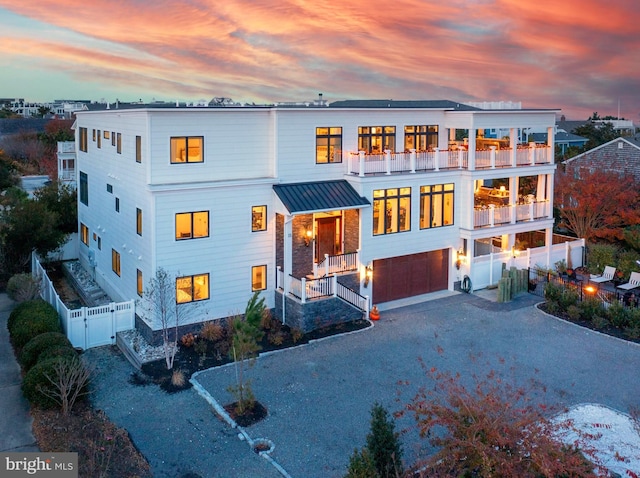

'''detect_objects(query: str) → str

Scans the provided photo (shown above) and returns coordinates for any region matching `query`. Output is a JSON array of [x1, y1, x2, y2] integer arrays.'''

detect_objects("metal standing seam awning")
[[273, 180, 370, 215]]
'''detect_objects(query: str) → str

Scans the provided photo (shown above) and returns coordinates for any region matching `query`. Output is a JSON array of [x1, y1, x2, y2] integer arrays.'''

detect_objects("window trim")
[[170, 136, 204, 164], [79, 128, 88, 152], [315, 127, 343, 163], [420, 183, 455, 229], [251, 265, 267, 292], [175, 211, 209, 240], [404, 125, 438, 151], [372, 187, 411, 235], [358, 126, 396, 154], [176, 273, 210, 303], [251, 205, 267, 232]]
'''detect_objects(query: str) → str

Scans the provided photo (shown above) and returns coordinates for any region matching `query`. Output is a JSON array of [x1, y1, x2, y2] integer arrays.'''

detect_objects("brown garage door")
[[372, 250, 449, 303]]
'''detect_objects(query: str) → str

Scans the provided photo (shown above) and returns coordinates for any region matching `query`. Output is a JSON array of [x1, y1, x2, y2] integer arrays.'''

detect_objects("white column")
[[490, 146, 496, 169], [410, 148, 416, 173], [467, 129, 476, 170], [384, 149, 391, 175], [510, 128, 517, 166], [547, 126, 555, 163], [283, 215, 293, 296], [358, 151, 365, 177]]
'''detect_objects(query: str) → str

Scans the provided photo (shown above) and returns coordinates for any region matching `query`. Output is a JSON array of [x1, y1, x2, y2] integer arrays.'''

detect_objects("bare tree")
[[39, 359, 93, 416]]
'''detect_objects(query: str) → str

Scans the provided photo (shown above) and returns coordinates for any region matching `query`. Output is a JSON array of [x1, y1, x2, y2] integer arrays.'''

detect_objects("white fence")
[[32, 255, 135, 350]]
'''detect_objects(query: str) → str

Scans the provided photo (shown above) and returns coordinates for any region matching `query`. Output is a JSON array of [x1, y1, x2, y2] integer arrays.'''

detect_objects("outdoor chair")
[[589, 266, 616, 284], [617, 271, 640, 291]]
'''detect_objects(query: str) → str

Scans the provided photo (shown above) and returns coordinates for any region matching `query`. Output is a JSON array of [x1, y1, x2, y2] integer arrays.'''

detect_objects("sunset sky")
[[1, 0, 639, 119]]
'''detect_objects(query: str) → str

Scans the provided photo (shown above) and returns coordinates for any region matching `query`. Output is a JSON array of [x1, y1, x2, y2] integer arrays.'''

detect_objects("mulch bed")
[[223, 401, 269, 427]]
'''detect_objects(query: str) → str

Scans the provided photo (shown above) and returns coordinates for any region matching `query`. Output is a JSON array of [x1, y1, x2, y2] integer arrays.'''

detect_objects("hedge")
[[19, 332, 72, 372], [8, 299, 61, 350]]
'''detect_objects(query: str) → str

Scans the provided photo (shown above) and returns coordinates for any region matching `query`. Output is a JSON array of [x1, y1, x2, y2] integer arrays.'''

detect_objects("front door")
[[316, 217, 340, 262]]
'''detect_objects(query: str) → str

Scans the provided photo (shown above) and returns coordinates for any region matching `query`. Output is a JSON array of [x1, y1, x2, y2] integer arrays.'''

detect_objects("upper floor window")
[[136, 135, 142, 163], [252, 265, 267, 291], [171, 137, 203, 163], [104, 131, 110, 139], [112, 249, 121, 276], [176, 211, 209, 240], [111, 132, 116, 146], [404, 125, 438, 151], [420, 183, 454, 229], [92, 129, 96, 142], [373, 187, 410, 235], [251, 205, 267, 232], [106, 183, 113, 193], [137, 269, 143, 297], [136, 208, 142, 236], [358, 126, 395, 154], [117, 133, 122, 154], [316, 127, 342, 163], [97, 130, 101, 148], [79, 172, 88, 206], [80, 223, 89, 246], [115, 197, 120, 213], [79, 128, 88, 152], [176, 273, 209, 303]]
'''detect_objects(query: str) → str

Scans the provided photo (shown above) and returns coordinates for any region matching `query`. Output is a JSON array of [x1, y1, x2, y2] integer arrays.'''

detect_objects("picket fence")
[[32, 255, 135, 349]]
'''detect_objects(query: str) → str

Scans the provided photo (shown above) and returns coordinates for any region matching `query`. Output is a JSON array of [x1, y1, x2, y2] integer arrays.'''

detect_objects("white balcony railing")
[[474, 200, 550, 228], [314, 251, 359, 277], [348, 144, 551, 176]]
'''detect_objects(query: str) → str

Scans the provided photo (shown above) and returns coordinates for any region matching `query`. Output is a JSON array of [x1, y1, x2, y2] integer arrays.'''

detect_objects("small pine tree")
[[366, 403, 403, 478], [344, 447, 377, 478]]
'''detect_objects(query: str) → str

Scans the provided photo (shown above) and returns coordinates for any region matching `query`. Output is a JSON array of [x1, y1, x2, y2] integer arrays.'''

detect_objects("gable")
[[564, 137, 640, 182]]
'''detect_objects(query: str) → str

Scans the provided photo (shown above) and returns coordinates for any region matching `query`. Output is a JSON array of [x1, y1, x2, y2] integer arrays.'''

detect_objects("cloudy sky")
[[1, 0, 639, 119]]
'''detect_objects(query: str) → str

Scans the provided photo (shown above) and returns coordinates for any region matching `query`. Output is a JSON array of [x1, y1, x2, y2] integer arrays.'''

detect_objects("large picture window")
[[79, 172, 88, 206], [175, 211, 209, 239], [404, 125, 438, 151], [176, 273, 209, 303], [252, 265, 267, 291], [171, 137, 203, 163], [372, 187, 411, 235], [316, 127, 342, 163], [420, 183, 454, 229], [112, 249, 121, 276], [358, 126, 395, 154]]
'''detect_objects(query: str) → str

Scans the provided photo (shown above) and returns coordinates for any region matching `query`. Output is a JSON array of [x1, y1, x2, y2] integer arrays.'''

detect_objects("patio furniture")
[[617, 271, 640, 291], [589, 266, 616, 285]]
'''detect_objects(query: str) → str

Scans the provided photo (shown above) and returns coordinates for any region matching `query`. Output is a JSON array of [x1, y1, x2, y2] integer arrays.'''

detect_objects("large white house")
[[75, 99, 574, 340]]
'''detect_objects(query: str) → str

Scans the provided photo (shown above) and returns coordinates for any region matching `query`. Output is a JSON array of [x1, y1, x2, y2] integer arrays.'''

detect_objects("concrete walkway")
[[0, 293, 39, 453]]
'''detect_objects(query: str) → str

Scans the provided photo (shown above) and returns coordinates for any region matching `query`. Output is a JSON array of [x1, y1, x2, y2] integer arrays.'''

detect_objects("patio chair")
[[617, 271, 640, 291], [589, 266, 616, 284]]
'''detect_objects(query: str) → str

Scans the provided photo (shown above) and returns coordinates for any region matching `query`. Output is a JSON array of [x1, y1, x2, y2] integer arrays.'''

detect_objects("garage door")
[[372, 250, 449, 303]]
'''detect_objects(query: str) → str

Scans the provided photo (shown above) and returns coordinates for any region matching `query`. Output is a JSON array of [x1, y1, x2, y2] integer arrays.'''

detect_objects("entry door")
[[316, 217, 339, 261]]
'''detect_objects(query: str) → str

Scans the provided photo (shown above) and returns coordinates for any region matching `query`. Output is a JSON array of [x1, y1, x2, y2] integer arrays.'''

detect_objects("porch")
[[347, 143, 552, 177]]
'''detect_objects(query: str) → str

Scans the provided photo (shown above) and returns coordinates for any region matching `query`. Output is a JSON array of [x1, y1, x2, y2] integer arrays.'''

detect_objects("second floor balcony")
[[347, 143, 552, 177], [474, 200, 551, 228]]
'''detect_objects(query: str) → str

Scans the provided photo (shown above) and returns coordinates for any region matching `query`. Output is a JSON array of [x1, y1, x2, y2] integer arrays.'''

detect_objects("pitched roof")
[[273, 180, 370, 214]]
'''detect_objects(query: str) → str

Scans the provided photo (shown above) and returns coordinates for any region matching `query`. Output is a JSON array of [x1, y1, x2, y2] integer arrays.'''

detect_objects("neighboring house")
[[530, 131, 588, 156], [563, 135, 640, 182], [0, 118, 49, 141], [75, 99, 573, 341], [57, 141, 76, 187]]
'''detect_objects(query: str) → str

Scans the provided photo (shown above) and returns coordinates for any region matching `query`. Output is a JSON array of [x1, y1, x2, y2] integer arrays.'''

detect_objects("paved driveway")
[[193, 292, 640, 478]]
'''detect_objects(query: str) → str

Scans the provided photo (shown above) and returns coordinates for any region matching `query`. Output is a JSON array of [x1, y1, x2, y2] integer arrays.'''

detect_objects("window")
[[115, 197, 120, 212], [137, 269, 143, 297], [175, 211, 209, 239], [117, 133, 122, 154], [79, 127, 88, 152], [92, 129, 96, 142], [171, 136, 203, 163], [136, 208, 142, 236], [97, 236, 102, 250], [111, 132, 116, 146], [97, 130, 101, 148], [251, 205, 267, 232], [112, 249, 121, 276], [316, 127, 342, 163], [106, 183, 113, 193], [420, 183, 454, 229], [252, 265, 267, 291], [176, 274, 209, 303], [136, 135, 142, 163], [104, 131, 110, 139], [358, 126, 396, 154], [372, 187, 411, 235], [404, 125, 438, 151], [80, 223, 89, 246], [79, 172, 88, 206]]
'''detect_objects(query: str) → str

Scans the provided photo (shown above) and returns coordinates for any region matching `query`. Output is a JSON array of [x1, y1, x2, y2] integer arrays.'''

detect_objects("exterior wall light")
[[456, 249, 465, 270], [304, 227, 313, 247], [364, 264, 373, 287]]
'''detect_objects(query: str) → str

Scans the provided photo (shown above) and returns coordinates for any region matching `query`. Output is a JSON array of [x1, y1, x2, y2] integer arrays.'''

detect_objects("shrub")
[[579, 297, 604, 322], [365, 402, 403, 477], [22, 357, 89, 411], [37, 345, 78, 364], [559, 288, 579, 311], [200, 321, 224, 342], [544, 281, 563, 303], [587, 243, 618, 274], [606, 302, 629, 329], [7, 273, 40, 302], [8, 299, 61, 349], [291, 327, 304, 344], [344, 448, 376, 478], [180, 333, 195, 348], [19, 332, 72, 372], [545, 300, 560, 315], [617, 249, 640, 279], [566, 305, 581, 321]]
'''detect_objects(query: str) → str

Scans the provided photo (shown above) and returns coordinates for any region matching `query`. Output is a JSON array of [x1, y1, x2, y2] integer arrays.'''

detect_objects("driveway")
[[87, 292, 640, 477]]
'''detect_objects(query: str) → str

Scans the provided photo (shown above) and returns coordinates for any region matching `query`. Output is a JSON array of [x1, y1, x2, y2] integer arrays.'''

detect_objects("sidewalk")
[[0, 293, 39, 453]]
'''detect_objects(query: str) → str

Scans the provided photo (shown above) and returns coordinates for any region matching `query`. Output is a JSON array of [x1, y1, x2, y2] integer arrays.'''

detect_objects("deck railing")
[[314, 251, 359, 277], [283, 273, 369, 313], [474, 200, 550, 228]]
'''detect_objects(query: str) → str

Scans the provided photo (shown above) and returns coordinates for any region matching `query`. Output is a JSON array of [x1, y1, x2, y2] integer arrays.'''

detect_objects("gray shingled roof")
[[273, 180, 370, 214], [328, 99, 479, 110]]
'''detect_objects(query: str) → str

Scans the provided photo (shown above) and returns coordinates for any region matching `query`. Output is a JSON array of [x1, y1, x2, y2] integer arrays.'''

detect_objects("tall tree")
[[573, 122, 618, 150], [555, 168, 640, 243], [34, 181, 77, 234]]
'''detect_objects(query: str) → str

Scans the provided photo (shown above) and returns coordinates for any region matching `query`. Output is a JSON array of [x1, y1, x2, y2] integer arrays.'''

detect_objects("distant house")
[[563, 135, 640, 182], [531, 131, 588, 156]]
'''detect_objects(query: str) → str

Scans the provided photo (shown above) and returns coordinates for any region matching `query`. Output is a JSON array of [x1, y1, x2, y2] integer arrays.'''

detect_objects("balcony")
[[474, 200, 551, 228], [347, 143, 552, 176]]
